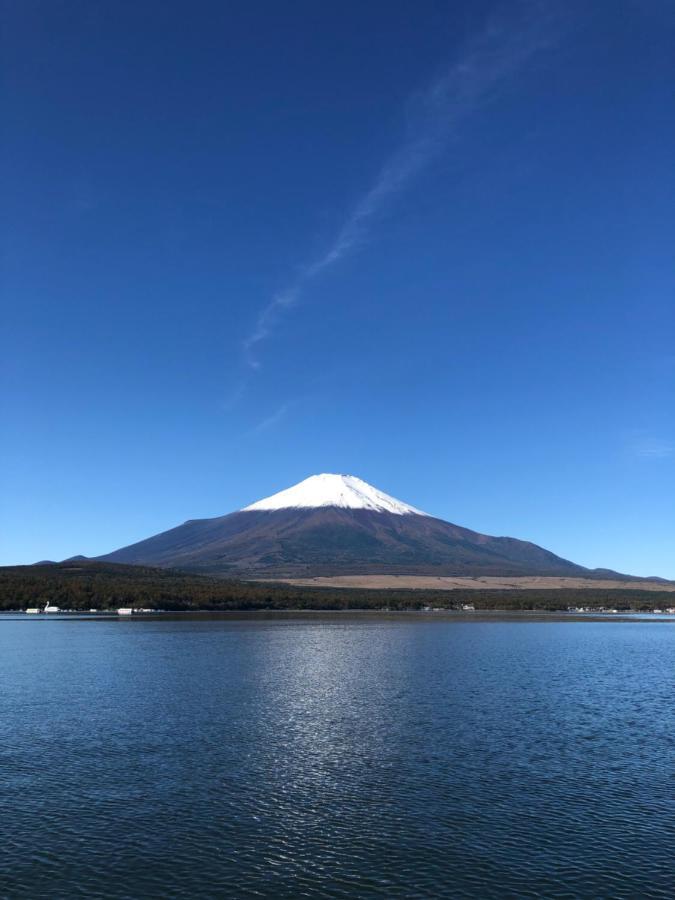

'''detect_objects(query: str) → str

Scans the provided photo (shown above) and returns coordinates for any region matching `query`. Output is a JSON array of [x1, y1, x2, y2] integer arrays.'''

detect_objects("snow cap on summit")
[[242, 473, 428, 516]]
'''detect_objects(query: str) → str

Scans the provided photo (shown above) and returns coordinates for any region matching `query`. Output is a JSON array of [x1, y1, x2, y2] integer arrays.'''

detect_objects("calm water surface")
[[1, 614, 673, 898]]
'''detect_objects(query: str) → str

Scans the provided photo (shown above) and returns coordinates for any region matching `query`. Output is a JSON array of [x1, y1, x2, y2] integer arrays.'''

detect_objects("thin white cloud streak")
[[242, 2, 555, 368], [632, 437, 674, 459], [222, 379, 249, 411], [249, 403, 289, 434]]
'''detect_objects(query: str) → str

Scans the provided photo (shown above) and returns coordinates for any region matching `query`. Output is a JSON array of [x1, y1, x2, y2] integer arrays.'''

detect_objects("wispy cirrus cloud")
[[249, 403, 289, 435], [242, 1, 556, 369], [632, 437, 674, 459]]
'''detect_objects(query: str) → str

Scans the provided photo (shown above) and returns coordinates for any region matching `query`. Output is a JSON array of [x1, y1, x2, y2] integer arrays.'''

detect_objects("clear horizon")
[[3, 1, 674, 577]]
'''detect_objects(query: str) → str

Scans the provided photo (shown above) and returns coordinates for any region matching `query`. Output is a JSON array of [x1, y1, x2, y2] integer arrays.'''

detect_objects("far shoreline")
[[3, 561, 674, 618], [3, 608, 675, 624]]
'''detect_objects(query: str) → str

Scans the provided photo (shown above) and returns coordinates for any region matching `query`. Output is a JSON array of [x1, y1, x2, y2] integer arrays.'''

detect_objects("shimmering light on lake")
[[1, 614, 673, 898]]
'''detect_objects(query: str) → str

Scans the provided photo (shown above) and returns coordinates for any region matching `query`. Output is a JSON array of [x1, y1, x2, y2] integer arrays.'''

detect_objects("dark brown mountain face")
[[98, 506, 596, 578]]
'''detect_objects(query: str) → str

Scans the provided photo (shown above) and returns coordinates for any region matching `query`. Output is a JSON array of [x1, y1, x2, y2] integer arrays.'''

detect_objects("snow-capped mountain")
[[243, 473, 427, 515], [98, 473, 597, 578]]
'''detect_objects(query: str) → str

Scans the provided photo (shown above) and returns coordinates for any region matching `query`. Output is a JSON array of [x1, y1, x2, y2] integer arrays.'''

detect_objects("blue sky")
[[2, 0, 674, 576]]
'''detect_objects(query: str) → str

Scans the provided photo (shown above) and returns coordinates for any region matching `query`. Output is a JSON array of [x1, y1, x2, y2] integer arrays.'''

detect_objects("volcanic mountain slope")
[[98, 473, 614, 579]]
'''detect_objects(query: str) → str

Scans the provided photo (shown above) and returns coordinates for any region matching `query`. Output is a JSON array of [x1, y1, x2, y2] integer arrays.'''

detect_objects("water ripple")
[[0, 617, 673, 897]]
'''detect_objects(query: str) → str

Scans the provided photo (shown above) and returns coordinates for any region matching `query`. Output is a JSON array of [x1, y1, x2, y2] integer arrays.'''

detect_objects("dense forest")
[[0, 561, 672, 612]]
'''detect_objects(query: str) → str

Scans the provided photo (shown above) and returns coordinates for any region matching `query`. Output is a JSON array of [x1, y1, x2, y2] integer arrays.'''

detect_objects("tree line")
[[0, 562, 671, 612]]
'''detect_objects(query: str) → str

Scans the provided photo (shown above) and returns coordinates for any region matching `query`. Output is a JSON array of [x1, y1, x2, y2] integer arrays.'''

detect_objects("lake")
[[1, 613, 673, 898]]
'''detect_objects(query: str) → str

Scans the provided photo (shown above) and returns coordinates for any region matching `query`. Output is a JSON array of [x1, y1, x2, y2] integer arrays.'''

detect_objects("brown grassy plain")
[[262, 575, 675, 592]]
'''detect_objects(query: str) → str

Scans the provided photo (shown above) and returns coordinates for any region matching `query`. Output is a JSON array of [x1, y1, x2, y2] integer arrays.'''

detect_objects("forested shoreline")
[[0, 562, 672, 612]]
